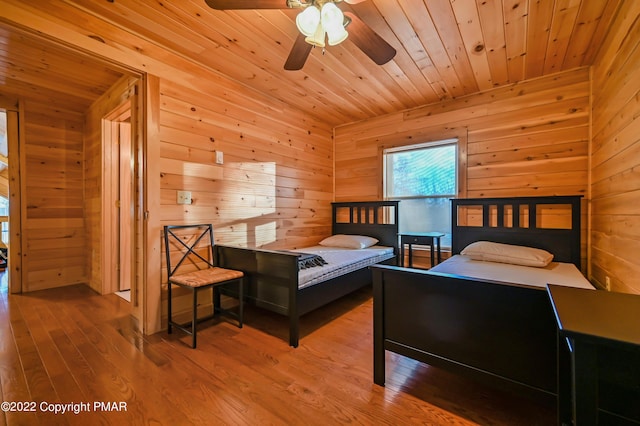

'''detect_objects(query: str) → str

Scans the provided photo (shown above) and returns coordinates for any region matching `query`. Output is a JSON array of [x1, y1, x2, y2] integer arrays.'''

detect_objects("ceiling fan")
[[204, 0, 396, 70]]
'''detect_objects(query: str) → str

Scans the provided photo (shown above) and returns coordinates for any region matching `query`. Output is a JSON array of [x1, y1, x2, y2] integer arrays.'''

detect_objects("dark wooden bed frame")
[[215, 200, 400, 347], [372, 195, 583, 400]]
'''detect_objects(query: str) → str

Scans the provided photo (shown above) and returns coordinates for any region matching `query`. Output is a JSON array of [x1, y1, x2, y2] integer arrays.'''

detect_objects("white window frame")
[[383, 138, 459, 245]]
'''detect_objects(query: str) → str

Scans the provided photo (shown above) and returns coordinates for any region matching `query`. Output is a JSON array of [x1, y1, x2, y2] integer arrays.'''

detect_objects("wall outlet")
[[605, 276, 611, 291], [215, 150, 224, 164], [177, 190, 192, 205]]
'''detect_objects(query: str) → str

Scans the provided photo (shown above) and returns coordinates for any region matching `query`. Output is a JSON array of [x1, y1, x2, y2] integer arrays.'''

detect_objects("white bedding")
[[429, 254, 595, 289], [291, 245, 395, 289]]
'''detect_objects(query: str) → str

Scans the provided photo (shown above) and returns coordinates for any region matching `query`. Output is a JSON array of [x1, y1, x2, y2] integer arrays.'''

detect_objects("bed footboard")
[[215, 245, 302, 345], [372, 264, 560, 398], [215, 245, 393, 347], [214, 245, 299, 314]]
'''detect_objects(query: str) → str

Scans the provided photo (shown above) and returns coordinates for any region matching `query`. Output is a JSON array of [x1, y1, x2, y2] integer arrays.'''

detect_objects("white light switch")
[[215, 151, 224, 164], [177, 191, 192, 205]]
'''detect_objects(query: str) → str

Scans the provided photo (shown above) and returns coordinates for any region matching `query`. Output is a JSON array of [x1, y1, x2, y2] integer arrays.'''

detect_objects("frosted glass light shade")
[[320, 3, 343, 30], [296, 6, 320, 37], [327, 26, 348, 46], [305, 23, 326, 47]]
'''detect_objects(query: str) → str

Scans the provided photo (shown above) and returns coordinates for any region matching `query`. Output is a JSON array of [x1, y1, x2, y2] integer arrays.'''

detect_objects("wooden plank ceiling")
[[0, 24, 126, 111], [0, 0, 623, 127]]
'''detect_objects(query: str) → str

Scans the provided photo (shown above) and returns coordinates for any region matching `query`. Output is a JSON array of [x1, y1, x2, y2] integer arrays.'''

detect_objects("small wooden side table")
[[399, 232, 444, 268]]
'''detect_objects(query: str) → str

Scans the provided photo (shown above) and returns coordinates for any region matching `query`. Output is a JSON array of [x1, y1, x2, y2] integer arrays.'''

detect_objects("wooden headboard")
[[332, 201, 400, 254], [451, 196, 582, 268]]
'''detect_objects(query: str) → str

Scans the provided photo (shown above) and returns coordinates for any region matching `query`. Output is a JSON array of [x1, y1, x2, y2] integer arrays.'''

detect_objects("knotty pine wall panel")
[[22, 101, 86, 291], [158, 78, 334, 251], [335, 67, 590, 268], [336, 67, 589, 200], [590, 1, 640, 294], [157, 78, 334, 326]]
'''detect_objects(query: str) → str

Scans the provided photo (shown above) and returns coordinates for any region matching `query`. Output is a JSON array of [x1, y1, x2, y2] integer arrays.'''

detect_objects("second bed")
[[372, 195, 595, 402]]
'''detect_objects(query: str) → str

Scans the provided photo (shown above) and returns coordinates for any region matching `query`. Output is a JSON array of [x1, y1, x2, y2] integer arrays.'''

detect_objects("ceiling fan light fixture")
[[205, 0, 397, 70], [296, 6, 320, 37]]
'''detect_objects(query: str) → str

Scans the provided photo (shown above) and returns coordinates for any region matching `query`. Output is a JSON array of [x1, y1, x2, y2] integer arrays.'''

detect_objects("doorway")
[[0, 110, 8, 274], [103, 101, 134, 301], [0, 22, 148, 330], [0, 102, 21, 295]]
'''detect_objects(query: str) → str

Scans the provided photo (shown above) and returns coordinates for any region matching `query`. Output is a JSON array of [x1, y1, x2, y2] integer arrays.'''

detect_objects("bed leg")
[[289, 314, 299, 348], [372, 267, 385, 386], [374, 351, 385, 386], [289, 330, 299, 348], [557, 331, 573, 425]]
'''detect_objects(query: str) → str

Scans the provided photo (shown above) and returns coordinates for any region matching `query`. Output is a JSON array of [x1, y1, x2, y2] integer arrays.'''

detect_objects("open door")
[[102, 101, 134, 298], [118, 120, 133, 292]]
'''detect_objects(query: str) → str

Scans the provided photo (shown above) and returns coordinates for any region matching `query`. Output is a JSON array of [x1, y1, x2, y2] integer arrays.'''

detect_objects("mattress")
[[291, 245, 395, 289], [429, 254, 594, 290]]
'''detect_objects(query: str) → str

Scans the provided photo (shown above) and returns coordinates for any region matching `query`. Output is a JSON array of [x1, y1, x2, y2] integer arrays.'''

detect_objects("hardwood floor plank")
[[15, 297, 93, 426], [8, 301, 68, 425], [85, 297, 265, 424], [0, 285, 38, 426], [1, 278, 555, 425], [49, 293, 192, 425]]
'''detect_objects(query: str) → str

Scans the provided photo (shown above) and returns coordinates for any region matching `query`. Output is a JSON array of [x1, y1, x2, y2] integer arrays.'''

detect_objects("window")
[[384, 139, 457, 246]]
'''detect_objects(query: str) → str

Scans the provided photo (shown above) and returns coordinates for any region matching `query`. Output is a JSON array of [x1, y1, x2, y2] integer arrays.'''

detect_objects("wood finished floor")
[[0, 275, 555, 425]]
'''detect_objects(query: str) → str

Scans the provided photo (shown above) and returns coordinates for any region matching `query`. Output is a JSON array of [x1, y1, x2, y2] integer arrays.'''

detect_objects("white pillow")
[[319, 234, 379, 249], [461, 241, 554, 268]]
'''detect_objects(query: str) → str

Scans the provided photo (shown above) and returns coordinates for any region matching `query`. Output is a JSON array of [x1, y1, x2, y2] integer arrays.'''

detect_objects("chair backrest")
[[164, 224, 216, 279]]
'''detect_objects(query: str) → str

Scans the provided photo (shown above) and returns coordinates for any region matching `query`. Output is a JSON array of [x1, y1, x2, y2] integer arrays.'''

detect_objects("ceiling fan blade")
[[343, 11, 396, 65], [284, 33, 313, 70], [204, 0, 290, 10]]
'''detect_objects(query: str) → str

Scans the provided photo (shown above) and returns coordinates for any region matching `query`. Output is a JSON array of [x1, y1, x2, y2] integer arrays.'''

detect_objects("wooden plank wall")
[[22, 100, 87, 291], [157, 78, 334, 325], [591, 1, 640, 295], [335, 67, 590, 269], [158, 79, 334, 249]]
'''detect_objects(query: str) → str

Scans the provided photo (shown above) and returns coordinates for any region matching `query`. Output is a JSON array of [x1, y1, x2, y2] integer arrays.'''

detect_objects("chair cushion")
[[169, 267, 243, 288]]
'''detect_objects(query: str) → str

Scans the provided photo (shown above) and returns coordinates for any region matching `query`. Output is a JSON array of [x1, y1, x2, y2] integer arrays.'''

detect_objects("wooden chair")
[[163, 224, 243, 348]]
